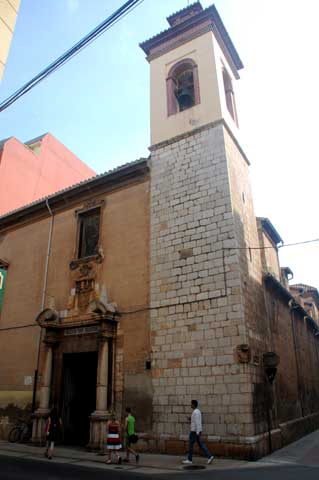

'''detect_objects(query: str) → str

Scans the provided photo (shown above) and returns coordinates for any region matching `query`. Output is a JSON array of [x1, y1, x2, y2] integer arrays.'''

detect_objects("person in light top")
[[182, 400, 214, 465]]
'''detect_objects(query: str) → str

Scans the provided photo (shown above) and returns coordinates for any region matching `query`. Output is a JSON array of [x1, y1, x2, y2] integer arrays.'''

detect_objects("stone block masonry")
[[149, 122, 255, 445]]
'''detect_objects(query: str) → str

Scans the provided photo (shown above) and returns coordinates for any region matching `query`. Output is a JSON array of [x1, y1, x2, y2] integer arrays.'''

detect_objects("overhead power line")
[[233, 238, 319, 251], [279, 238, 319, 248], [0, 0, 144, 112]]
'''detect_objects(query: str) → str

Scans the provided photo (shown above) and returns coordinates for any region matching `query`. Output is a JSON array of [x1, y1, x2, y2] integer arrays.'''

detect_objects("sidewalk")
[[257, 429, 319, 468], [0, 440, 247, 474], [1, 430, 319, 474]]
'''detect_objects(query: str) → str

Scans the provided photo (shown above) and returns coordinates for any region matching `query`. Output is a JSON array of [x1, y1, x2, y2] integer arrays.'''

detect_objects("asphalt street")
[[1, 455, 319, 480]]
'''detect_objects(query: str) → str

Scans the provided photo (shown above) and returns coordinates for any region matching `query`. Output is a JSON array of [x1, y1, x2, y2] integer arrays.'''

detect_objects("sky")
[[0, 0, 318, 287]]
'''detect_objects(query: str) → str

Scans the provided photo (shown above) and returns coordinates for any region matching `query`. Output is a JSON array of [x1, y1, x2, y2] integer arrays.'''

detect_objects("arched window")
[[166, 59, 200, 116]]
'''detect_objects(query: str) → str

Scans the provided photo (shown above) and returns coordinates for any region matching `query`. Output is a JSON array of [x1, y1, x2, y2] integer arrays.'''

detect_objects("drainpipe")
[[31, 199, 54, 412]]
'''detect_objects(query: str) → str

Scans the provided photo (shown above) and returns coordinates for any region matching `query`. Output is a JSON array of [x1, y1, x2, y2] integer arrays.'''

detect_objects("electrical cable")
[[0, 0, 144, 112], [0, 237, 317, 330], [227, 238, 319, 251]]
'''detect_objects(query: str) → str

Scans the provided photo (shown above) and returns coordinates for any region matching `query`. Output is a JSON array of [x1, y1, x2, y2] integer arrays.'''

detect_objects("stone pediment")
[[35, 301, 118, 330], [87, 300, 117, 315], [35, 308, 59, 326]]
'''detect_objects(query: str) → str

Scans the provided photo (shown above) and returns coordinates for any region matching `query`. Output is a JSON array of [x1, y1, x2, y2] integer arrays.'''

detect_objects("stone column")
[[96, 337, 109, 412], [32, 338, 55, 444], [39, 342, 53, 410], [89, 335, 111, 450]]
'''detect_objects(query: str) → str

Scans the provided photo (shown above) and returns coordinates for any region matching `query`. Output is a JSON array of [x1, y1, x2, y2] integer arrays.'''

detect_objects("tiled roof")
[[0, 157, 149, 222], [259, 217, 283, 245], [291, 284, 318, 293], [166, 2, 203, 26], [24, 133, 48, 145], [140, 3, 243, 70], [0, 137, 13, 150]]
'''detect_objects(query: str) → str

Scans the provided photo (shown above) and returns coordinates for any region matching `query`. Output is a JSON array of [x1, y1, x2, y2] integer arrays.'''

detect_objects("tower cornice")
[[139, 3, 243, 72], [149, 119, 250, 166]]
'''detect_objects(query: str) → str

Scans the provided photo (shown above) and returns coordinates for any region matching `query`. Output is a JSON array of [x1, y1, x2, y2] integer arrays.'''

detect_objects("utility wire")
[[0, 237, 317, 331], [0, 0, 144, 112], [279, 239, 319, 249], [229, 238, 319, 251]]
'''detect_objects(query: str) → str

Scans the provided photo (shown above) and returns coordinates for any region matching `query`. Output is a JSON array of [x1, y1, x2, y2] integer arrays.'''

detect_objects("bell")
[[175, 87, 194, 110]]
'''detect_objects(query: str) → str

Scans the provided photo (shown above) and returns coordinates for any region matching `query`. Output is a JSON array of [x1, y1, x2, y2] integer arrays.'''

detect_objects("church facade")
[[0, 3, 319, 459]]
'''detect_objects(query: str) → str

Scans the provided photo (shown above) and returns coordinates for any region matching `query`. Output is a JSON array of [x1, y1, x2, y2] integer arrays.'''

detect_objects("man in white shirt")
[[183, 400, 214, 465]]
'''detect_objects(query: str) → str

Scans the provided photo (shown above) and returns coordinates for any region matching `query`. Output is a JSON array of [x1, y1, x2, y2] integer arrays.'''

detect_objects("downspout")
[[31, 199, 54, 412]]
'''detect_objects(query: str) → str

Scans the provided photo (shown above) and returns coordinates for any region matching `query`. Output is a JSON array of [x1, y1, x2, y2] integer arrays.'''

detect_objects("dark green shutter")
[[0, 268, 7, 313]]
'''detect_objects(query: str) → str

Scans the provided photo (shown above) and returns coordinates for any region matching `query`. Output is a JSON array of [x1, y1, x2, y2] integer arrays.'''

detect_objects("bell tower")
[[140, 2, 243, 146], [140, 3, 265, 456]]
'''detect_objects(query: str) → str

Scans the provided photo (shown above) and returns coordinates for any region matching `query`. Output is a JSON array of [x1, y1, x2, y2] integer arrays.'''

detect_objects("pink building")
[[0, 133, 95, 216]]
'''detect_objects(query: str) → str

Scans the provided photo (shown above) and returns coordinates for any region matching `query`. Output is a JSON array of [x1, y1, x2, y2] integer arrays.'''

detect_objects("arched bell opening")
[[166, 58, 200, 116]]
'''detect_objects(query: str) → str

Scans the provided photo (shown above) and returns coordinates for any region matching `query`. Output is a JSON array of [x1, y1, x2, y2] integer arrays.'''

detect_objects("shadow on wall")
[[123, 372, 153, 432], [233, 210, 319, 444], [0, 403, 32, 439]]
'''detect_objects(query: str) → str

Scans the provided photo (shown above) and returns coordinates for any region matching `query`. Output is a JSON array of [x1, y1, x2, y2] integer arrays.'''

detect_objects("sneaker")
[[136, 454, 140, 463], [182, 459, 192, 464], [207, 456, 214, 465]]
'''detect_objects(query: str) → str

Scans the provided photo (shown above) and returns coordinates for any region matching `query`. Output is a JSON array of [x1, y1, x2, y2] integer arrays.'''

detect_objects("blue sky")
[[1, 0, 318, 287]]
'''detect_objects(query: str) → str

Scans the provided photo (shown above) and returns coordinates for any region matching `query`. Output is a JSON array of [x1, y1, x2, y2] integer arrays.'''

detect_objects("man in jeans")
[[183, 400, 214, 465]]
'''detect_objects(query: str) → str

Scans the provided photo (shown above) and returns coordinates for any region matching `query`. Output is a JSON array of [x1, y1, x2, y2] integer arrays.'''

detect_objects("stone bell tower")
[[140, 3, 265, 458]]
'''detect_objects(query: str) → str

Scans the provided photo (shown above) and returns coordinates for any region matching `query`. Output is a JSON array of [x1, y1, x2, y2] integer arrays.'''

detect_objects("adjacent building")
[[0, 3, 318, 459], [0, 133, 96, 216], [0, 0, 20, 81]]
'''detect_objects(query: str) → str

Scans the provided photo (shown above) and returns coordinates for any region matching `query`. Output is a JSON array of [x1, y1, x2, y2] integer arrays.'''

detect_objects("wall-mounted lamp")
[[263, 352, 280, 384]]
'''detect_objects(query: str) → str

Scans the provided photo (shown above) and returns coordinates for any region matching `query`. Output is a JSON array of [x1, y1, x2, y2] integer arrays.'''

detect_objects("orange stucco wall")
[[0, 133, 95, 216], [0, 174, 150, 433]]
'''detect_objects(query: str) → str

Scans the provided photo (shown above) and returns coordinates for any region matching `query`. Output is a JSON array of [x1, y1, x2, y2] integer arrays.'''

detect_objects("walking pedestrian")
[[123, 407, 139, 463], [44, 407, 61, 460], [105, 414, 122, 464], [182, 400, 214, 465]]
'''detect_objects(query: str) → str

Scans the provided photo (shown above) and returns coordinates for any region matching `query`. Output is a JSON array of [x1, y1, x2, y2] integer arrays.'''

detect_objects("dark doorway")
[[61, 351, 97, 445]]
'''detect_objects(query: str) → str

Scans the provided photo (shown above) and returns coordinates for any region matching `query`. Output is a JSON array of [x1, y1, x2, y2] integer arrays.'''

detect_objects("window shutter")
[[0, 268, 7, 313]]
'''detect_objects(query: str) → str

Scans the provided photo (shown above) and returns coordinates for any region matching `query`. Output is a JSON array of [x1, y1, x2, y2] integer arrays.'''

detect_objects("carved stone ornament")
[[88, 300, 118, 315], [83, 198, 105, 210], [236, 344, 251, 364], [69, 253, 104, 271], [79, 264, 93, 277], [35, 308, 59, 326], [74, 199, 105, 217]]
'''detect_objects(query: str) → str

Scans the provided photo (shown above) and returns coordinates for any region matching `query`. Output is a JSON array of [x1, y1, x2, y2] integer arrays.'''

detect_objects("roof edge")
[[0, 158, 149, 229], [264, 273, 319, 333], [259, 217, 283, 246], [140, 3, 243, 71]]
